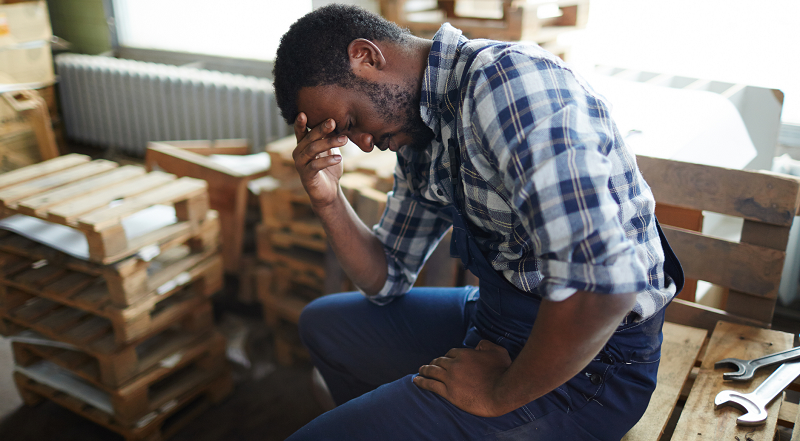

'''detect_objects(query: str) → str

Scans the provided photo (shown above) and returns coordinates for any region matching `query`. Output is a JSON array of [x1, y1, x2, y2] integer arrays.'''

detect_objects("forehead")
[[297, 84, 353, 128]]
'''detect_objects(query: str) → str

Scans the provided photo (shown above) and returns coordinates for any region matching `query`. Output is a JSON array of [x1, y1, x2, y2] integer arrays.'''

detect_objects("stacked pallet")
[[379, 0, 590, 59], [0, 154, 231, 441]]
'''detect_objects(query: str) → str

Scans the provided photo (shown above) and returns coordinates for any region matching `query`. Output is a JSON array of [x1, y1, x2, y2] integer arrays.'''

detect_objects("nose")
[[348, 131, 374, 152]]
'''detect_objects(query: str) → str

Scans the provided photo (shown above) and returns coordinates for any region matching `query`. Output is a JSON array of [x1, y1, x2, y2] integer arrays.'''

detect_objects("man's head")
[[273, 4, 435, 152]]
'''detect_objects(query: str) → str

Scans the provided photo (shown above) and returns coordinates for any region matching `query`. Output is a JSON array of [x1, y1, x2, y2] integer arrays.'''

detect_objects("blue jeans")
[[287, 287, 664, 441]]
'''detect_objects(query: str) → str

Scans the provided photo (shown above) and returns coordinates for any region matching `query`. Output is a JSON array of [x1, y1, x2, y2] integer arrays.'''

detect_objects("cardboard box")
[[0, 1, 54, 85]]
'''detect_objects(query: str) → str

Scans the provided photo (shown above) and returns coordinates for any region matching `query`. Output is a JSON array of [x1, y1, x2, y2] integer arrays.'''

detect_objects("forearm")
[[493, 290, 636, 414], [314, 187, 388, 295]]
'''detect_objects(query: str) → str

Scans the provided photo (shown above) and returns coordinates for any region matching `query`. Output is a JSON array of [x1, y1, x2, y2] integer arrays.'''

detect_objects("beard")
[[353, 78, 435, 151]]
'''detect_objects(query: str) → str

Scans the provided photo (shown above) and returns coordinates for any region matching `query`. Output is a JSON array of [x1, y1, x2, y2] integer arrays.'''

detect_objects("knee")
[[298, 296, 330, 347]]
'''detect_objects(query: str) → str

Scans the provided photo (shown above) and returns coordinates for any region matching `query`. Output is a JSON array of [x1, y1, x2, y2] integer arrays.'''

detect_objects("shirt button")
[[437, 189, 444, 196], [590, 373, 603, 385]]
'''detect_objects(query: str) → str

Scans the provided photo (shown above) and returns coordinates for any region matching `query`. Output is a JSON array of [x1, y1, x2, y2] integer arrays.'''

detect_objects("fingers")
[[412, 375, 447, 396], [293, 112, 307, 142], [292, 119, 348, 174]]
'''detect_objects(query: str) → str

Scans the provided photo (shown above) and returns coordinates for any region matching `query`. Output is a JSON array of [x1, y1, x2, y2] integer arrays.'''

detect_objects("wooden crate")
[[0, 211, 219, 308], [0, 252, 222, 345], [14, 365, 232, 441], [0, 154, 210, 264]]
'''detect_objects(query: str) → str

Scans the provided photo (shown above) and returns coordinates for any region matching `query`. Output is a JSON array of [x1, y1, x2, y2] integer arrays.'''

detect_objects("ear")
[[347, 38, 386, 77]]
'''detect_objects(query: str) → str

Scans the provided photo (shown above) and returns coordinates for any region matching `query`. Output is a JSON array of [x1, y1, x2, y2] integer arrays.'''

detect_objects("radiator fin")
[[55, 54, 290, 156]]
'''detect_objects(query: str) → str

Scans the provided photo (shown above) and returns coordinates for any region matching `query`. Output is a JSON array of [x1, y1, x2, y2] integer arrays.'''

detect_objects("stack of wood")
[[379, 0, 590, 59], [256, 137, 464, 366], [0, 154, 231, 441]]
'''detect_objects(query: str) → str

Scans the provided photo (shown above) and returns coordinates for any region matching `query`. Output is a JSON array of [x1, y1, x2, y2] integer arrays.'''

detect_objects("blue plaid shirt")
[[368, 24, 675, 320]]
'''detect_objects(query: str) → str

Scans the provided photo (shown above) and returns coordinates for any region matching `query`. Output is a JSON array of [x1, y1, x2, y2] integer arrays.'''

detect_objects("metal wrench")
[[715, 346, 800, 381], [715, 360, 800, 425]]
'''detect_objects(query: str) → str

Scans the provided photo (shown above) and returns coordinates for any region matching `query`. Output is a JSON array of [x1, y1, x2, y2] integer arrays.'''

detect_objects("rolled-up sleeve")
[[469, 53, 649, 301], [361, 163, 453, 304]]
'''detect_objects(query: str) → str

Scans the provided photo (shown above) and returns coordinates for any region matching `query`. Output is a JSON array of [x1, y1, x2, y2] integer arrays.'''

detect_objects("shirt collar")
[[420, 23, 467, 133]]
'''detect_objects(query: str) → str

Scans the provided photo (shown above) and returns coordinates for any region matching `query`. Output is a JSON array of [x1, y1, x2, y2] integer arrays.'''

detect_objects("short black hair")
[[272, 4, 410, 125]]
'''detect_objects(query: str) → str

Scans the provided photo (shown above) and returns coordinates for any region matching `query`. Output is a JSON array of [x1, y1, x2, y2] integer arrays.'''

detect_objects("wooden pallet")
[[0, 252, 223, 345], [14, 366, 232, 441], [255, 223, 326, 281], [255, 265, 318, 327], [0, 154, 210, 264], [0, 283, 217, 355], [5, 303, 214, 389], [13, 333, 227, 426], [11, 327, 217, 390], [13, 329, 224, 390], [0, 210, 220, 307], [622, 321, 800, 440]]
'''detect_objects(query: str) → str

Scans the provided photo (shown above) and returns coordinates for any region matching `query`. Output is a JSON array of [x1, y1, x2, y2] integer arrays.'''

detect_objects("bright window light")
[[112, 0, 312, 61]]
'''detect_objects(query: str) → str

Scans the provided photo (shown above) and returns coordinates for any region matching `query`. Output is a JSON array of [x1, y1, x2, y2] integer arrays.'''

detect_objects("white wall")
[[569, 0, 800, 124]]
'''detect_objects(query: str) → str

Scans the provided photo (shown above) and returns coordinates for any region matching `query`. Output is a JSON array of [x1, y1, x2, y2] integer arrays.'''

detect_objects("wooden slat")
[[671, 322, 793, 440], [45, 171, 176, 224], [0, 160, 119, 208], [15, 165, 146, 216], [76, 177, 207, 232], [638, 155, 800, 226], [663, 227, 784, 298], [147, 143, 248, 177], [740, 220, 793, 251], [622, 322, 707, 441], [0, 154, 90, 190], [725, 290, 779, 325], [664, 299, 767, 332]]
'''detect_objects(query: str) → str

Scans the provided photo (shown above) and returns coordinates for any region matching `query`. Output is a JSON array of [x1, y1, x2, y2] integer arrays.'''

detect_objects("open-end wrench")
[[715, 360, 800, 425], [715, 346, 800, 381]]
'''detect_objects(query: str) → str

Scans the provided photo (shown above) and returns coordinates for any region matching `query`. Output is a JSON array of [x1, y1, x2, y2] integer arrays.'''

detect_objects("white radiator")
[[55, 54, 290, 156]]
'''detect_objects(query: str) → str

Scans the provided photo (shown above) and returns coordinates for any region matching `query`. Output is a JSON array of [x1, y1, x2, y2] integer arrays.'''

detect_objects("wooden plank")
[[0, 160, 119, 208], [792, 401, 800, 441], [0, 154, 90, 190], [740, 220, 793, 251], [15, 165, 146, 217], [671, 321, 793, 440], [622, 322, 707, 441], [663, 227, 784, 298], [664, 298, 768, 332], [46, 171, 176, 224], [638, 155, 800, 226], [76, 177, 207, 232], [147, 143, 248, 178], [725, 290, 778, 325]]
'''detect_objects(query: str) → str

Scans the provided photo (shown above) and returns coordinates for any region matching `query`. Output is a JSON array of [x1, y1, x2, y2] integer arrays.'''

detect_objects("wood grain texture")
[[671, 321, 794, 441], [638, 155, 800, 226], [662, 227, 784, 298]]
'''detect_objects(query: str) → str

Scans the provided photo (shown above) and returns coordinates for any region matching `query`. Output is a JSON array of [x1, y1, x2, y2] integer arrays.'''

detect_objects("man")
[[272, 4, 682, 440]]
